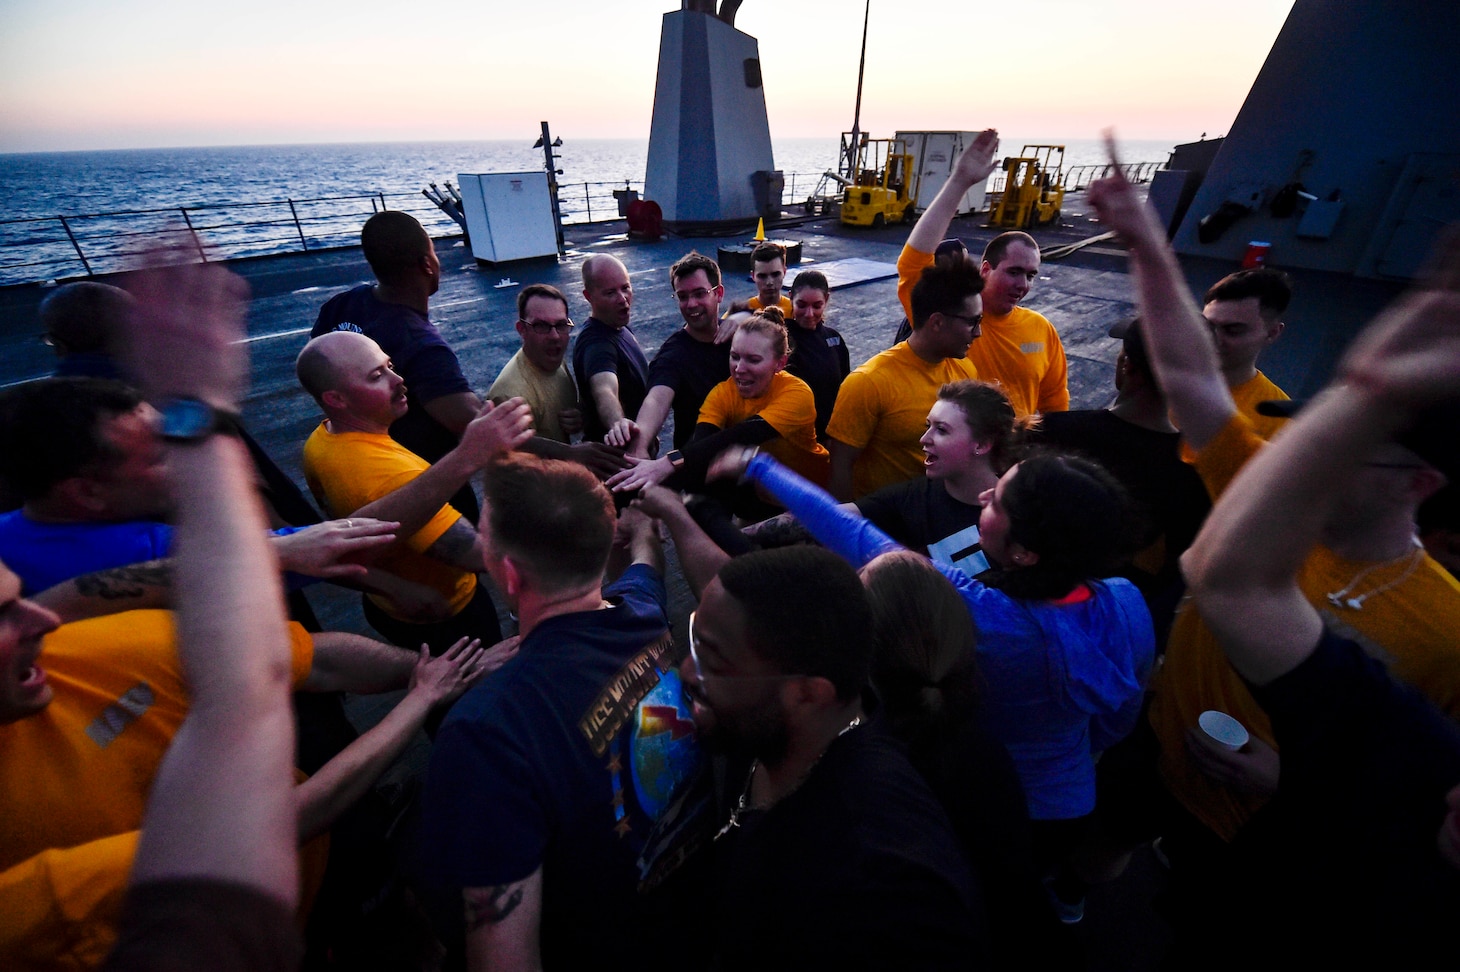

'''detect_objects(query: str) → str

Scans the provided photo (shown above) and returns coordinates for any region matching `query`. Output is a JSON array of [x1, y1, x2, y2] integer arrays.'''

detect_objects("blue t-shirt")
[[313, 284, 472, 464], [0, 511, 309, 595], [571, 316, 650, 443], [745, 453, 1154, 820], [0, 511, 173, 594], [420, 564, 702, 968]]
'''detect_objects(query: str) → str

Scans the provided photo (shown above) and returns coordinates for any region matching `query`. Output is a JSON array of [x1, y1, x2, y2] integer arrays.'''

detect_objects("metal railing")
[[985, 160, 1162, 195], [0, 172, 835, 287]]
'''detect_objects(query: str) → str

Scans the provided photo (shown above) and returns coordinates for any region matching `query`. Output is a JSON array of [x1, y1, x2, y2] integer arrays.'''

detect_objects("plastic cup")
[[1198, 710, 1249, 751]]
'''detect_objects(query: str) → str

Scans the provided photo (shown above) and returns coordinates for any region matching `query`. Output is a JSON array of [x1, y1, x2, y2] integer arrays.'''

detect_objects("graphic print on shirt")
[[579, 631, 702, 839], [927, 523, 990, 576]]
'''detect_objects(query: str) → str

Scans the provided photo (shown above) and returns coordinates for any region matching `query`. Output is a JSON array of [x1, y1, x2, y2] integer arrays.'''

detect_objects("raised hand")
[[124, 257, 252, 412], [706, 445, 759, 483], [951, 128, 1000, 187], [1085, 131, 1167, 249]]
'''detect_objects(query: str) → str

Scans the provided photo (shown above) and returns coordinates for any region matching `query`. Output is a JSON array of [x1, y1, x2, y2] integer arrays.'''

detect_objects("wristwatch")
[[665, 449, 685, 468], [157, 398, 241, 444]]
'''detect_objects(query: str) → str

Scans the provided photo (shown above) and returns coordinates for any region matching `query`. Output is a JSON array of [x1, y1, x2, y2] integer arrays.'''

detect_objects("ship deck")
[[0, 195, 1409, 970]]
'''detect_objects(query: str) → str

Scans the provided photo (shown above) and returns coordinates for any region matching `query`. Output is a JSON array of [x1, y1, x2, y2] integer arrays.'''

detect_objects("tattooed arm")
[[463, 869, 543, 972], [31, 561, 174, 624]]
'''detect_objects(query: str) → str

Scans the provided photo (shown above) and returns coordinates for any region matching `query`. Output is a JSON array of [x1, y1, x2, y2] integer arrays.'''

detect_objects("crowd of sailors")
[[2, 133, 1458, 970]]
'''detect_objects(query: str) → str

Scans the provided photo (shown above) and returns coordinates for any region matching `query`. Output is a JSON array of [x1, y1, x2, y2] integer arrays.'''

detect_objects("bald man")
[[572, 255, 650, 444], [313, 211, 483, 519], [296, 331, 534, 651]]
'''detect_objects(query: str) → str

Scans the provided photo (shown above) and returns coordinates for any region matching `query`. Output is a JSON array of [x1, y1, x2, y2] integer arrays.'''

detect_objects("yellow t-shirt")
[[0, 611, 314, 871], [1230, 369, 1289, 441], [747, 294, 794, 317], [825, 342, 980, 498], [487, 349, 577, 443], [698, 371, 830, 486], [0, 831, 137, 972], [1149, 414, 1460, 840], [302, 423, 477, 620], [896, 244, 935, 324], [966, 306, 1069, 417]]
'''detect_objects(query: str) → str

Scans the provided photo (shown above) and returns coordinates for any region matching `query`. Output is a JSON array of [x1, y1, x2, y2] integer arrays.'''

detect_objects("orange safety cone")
[[754, 218, 766, 242]]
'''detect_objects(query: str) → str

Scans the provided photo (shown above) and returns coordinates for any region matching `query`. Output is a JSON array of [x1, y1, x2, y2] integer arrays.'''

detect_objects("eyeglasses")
[[675, 288, 714, 303], [686, 611, 798, 684], [521, 318, 574, 335], [942, 311, 983, 329]]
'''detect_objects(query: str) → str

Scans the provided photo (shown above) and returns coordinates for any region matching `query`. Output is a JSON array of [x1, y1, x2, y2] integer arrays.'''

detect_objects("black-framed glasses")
[[942, 311, 983, 329], [674, 288, 714, 303], [521, 318, 574, 335]]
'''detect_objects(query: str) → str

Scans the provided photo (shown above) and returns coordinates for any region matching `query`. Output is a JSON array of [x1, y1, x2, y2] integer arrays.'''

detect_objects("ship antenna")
[[844, 0, 871, 178]]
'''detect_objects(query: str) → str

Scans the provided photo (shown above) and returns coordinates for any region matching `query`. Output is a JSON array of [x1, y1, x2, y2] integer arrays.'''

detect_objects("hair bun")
[[758, 306, 786, 326]]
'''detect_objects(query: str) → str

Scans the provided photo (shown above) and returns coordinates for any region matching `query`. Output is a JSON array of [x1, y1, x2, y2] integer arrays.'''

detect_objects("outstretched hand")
[[1085, 131, 1166, 250], [630, 484, 686, 522], [606, 454, 674, 493], [570, 441, 633, 479], [273, 517, 399, 579], [408, 635, 518, 708], [706, 445, 758, 483], [605, 418, 639, 449], [461, 397, 535, 464], [1338, 228, 1460, 411], [124, 256, 252, 412]]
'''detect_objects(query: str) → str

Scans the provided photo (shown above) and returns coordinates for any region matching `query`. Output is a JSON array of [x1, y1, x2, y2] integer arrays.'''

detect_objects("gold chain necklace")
[[1325, 541, 1425, 611], [713, 714, 862, 842]]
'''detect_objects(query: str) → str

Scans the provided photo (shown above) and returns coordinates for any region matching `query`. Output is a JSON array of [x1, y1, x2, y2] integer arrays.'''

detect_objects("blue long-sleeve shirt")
[[745, 453, 1155, 819]]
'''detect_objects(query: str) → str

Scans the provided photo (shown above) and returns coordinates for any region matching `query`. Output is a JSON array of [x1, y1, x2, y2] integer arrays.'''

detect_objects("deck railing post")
[[56, 215, 93, 277], [287, 199, 308, 251], [379, 192, 387, 211], [179, 208, 209, 262], [584, 184, 592, 223]]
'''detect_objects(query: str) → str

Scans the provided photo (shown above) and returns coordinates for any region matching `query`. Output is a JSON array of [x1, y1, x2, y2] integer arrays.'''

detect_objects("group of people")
[[1, 130, 1458, 972]]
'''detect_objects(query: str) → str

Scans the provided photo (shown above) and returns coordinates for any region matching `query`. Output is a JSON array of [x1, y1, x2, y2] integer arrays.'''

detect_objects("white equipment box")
[[457, 171, 558, 263], [895, 131, 989, 215]]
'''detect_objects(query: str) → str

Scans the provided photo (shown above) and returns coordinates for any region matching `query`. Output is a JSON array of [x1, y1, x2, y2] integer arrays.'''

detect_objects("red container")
[[1242, 241, 1271, 269]]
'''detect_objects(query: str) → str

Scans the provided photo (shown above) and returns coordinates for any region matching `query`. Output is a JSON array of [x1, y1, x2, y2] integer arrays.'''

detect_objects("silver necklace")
[[1324, 541, 1425, 611], [713, 714, 862, 842]]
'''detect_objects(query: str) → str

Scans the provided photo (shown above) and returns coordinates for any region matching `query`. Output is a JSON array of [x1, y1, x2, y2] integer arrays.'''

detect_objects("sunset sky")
[[0, 0, 1296, 153]]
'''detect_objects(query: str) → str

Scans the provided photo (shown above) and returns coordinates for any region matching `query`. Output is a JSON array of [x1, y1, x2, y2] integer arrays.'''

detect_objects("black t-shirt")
[[571, 317, 651, 443], [710, 724, 985, 969], [786, 323, 851, 441], [1232, 630, 1460, 963], [855, 477, 988, 575], [1029, 409, 1210, 584], [647, 329, 731, 450]]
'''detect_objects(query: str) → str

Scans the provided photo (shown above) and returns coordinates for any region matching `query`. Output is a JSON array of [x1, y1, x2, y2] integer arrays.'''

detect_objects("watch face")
[[160, 399, 215, 440]]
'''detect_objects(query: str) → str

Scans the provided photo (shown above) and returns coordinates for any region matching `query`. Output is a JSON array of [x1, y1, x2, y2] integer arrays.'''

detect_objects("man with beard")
[[681, 545, 986, 967]]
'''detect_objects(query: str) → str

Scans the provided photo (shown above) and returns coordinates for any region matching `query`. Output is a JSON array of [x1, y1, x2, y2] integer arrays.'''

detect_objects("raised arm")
[[632, 485, 730, 601], [1183, 234, 1460, 685], [119, 259, 298, 909], [906, 130, 999, 254], [616, 385, 675, 455], [1086, 135, 1233, 450], [710, 447, 902, 569]]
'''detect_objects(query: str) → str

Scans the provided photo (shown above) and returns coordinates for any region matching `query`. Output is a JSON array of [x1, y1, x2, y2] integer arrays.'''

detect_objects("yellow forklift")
[[988, 144, 1066, 229], [839, 134, 920, 228]]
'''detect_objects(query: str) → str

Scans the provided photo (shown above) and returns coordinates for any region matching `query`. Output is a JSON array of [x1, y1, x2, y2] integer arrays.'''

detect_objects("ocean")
[[0, 136, 1174, 286]]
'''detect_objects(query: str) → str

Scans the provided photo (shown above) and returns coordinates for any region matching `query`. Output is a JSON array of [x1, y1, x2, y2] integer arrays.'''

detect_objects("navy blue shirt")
[[571, 316, 650, 443], [421, 565, 703, 969]]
